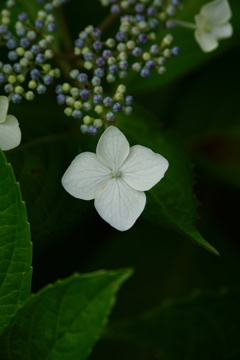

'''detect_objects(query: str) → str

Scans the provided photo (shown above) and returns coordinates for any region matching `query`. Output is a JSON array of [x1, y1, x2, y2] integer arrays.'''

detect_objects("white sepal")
[[0, 96, 9, 124], [94, 177, 146, 231], [61, 152, 111, 200], [96, 126, 130, 169], [121, 145, 169, 191], [0, 115, 21, 151]]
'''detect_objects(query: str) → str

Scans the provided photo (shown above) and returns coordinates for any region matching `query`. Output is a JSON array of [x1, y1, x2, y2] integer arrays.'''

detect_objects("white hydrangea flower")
[[194, 0, 233, 52], [0, 96, 21, 151], [62, 126, 169, 231]]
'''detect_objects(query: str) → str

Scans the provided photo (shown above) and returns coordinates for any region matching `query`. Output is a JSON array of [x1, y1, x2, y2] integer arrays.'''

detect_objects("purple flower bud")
[[147, 6, 157, 16], [35, 53, 45, 64], [16, 27, 26, 36], [72, 109, 82, 119], [0, 25, 8, 35], [80, 89, 90, 100], [135, 3, 145, 13], [125, 95, 133, 105], [55, 84, 63, 94], [12, 94, 22, 103], [116, 31, 126, 42], [93, 94, 103, 104], [75, 38, 85, 48], [6, 39, 17, 49], [43, 74, 54, 85], [145, 60, 156, 69], [132, 47, 142, 57], [148, 18, 159, 29], [31, 44, 41, 54], [165, 20, 176, 29], [84, 51, 94, 61], [18, 12, 28, 21], [20, 37, 30, 48], [88, 125, 98, 136], [92, 28, 102, 38], [94, 67, 104, 77], [102, 50, 112, 59], [35, 19, 45, 28], [8, 50, 18, 61], [138, 33, 148, 44], [111, 4, 121, 13], [30, 68, 41, 79], [108, 64, 118, 74], [112, 102, 122, 113], [78, 73, 88, 83], [106, 112, 115, 121], [140, 67, 150, 78], [135, 14, 145, 22], [93, 40, 103, 51], [171, 46, 180, 56], [103, 97, 113, 107], [96, 57, 105, 67], [36, 84, 47, 94], [0, 73, 6, 83], [47, 23, 57, 33], [13, 63, 22, 73], [119, 60, 128, 70], [57, 94, 66, 104]]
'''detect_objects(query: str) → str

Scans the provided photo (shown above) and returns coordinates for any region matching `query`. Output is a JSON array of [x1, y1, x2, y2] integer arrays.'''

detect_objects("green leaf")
[[0, 150, 32, 335], [8, 139, 90, 240], [7, 98, 90, 240], [105, 289, 240, 360], [0, 269, 132, 360], [118, 106, 218, 255]]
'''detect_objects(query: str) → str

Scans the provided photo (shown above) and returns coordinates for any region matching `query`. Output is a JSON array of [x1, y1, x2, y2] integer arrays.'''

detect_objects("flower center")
[[204, 23, 212, 32], [111, 169, 122, 178]]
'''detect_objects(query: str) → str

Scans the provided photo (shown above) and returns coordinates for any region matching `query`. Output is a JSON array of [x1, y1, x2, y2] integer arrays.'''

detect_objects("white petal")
[[0, 96, 9, 124], [0, 115, 21, 151], [194, 30, 218, 52], [62, 152, 111, 200], [200, 0, 232, 24], [94, 178, 146, 231], [212, 23, 233, 39], [96, 126, 130, 169], [121, 145, 169, 191]]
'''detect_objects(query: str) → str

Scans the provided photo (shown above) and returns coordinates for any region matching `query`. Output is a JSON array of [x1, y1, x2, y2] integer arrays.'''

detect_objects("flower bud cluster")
[[100, 0, 181, 18], [75, 1, 181, 82], [56, 74, 133, 135], [59, 0, 181, 135], [0, 4, 60, 103]]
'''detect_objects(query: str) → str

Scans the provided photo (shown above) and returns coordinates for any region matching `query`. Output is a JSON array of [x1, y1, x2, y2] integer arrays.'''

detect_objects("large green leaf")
[[105, 289, 240, 360], [7, 98, 90, 241], [118, 106, 218, 255], [0, 150, 32, 335], [0, 269, 132, 360], [8, 138, 90, 240]]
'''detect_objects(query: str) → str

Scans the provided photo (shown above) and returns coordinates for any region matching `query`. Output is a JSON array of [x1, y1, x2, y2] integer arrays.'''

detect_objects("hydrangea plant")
[[0, 0, 239, 359]]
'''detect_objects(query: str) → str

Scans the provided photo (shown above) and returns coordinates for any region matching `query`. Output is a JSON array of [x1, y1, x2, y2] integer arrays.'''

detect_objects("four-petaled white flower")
[[194, 0, 233, 52], [62, 126, 169, 231], [0, 96, 21, 151]]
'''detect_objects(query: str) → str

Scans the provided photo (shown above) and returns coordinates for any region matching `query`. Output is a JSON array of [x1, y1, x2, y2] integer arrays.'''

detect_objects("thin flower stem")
[[55, 7, 73, 54], [98, 12, 119, 32], [174, 19, 197, 30]]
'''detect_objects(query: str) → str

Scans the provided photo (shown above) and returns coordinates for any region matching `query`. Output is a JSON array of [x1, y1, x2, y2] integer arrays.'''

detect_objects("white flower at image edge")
[[62, 126, 169, 231], [194, 0, 233, 52], [0, 96, 21, 151]]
